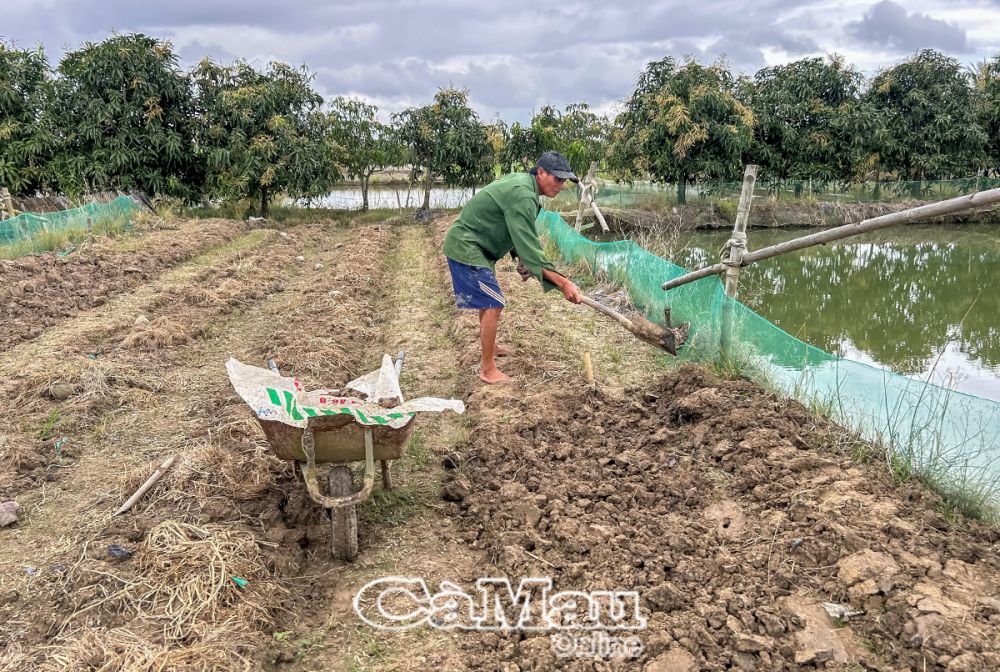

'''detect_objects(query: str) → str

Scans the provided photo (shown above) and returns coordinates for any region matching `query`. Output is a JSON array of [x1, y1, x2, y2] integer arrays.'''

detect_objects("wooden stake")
[[590, 201, 609, 233], [114, 454, 178, 516], [575, 162, 598, 232], [583, 351, 594, 386], [721, 165, 758, 359]]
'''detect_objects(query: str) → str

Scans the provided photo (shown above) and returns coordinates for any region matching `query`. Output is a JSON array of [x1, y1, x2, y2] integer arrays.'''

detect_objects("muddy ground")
[[0, 211, 997, 672], [449, 370, 1000, 671]]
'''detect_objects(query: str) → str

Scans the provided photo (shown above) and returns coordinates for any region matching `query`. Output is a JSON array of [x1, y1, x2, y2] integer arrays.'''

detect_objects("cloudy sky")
[[4, 0, 1000, 123]]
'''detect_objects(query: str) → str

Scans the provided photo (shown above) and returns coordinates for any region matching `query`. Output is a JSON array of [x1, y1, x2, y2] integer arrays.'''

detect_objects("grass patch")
[[38, 409, 61, 440], [359, 483, 428, 526], [793, 378, 1000, 526], [0, 214, 132, 259]]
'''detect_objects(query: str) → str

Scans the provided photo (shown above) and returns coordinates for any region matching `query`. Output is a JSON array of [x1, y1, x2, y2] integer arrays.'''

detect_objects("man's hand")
[[560, 279, 583, 304], [538, 267, 583, 304], [516, 261, 533, 282]]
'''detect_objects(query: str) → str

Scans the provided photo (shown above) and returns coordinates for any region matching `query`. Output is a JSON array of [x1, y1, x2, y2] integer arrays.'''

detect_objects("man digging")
[[443, 151, 584, 384]]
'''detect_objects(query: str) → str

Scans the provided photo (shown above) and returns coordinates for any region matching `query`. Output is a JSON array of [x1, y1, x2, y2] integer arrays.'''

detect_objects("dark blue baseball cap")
[[532, 151, 580, 183]]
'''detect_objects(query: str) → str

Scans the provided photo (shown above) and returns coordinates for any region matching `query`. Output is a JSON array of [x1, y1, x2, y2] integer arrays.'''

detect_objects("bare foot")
[[480, 367, 511, 384], [495, 345, 514, 357]]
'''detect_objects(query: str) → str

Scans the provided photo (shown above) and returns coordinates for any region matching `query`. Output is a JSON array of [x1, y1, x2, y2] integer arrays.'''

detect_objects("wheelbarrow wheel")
[[328, 465, 358, 561]]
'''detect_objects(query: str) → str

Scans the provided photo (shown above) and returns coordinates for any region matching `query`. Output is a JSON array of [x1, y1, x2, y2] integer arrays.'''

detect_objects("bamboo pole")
[[721, 165, 758, 358], [114, 454, 178, 515], [723, 165, 758, 300], [662, 186, 1000, 291], [590, 201, 609, 233], [1, 187, 15, 219]]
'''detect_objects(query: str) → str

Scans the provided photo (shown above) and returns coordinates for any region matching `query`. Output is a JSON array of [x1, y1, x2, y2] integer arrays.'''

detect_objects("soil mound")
[[451, 365, 1000, 670]]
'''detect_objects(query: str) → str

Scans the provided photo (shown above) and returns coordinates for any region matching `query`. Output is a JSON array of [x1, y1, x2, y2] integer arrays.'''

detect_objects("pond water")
[[310, 186, 476, 210], [661, 224, 1000, 402]]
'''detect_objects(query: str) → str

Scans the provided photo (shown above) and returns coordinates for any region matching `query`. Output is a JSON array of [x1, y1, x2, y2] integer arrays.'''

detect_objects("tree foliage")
[[529, 103, 609, 176], [500, 121, 544, 172], [50, 34, 199, 198], [974, 56, 1000, 175], [746, 56, 863, 189], [394, 87, 493, 211], [864, 50, 985, 192], [0, 41, 55, 195], [327, 97, 400, 211], [612, 57, 754, 203], [192, 59, 338, 216]]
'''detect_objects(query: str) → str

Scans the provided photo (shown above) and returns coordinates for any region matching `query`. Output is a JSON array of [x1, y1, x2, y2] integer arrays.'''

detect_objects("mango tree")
[[327, 97, 401, 211], [745, 56, 863, 195], [531, 103, 609, 177], [193, 59, 338, 217], [974, 55, 1000, 178], [394, 88, 493, 212], [864, 49, 985, 197], [500, 121, 544, 172], [611, 57, 754, 203], [0, 41, 56, 196], [50, 33, 199, 198]]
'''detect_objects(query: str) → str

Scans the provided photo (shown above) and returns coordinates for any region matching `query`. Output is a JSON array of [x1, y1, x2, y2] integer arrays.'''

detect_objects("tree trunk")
[[260, 188, 269, 218], [361, 174, 370, 212], [676, 176, 687, 205], [422, 161, 432, 212]]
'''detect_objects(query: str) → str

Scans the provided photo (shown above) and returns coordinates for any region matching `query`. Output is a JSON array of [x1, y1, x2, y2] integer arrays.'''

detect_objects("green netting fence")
[[536, 209, 1000, 512], [0, 196, 140, 255]]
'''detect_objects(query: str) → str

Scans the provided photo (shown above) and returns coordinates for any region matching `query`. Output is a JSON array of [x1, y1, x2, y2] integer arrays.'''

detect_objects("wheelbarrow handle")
[[301, 425, 377, 509], [303, 465, 374, 509]]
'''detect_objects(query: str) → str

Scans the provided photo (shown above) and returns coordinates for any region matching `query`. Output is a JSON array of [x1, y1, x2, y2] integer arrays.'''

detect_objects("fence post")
[[575, 162, 599, 232], [1, 187, 15, 219], [720, 165, 758, 360]]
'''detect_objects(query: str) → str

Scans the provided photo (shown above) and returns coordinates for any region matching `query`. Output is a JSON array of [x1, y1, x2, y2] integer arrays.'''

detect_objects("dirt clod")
[[0, 501, 19, 527]]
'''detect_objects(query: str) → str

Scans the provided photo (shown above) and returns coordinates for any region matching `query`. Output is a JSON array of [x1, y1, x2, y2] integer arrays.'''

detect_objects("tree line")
[[3, 33, 1000, 213]]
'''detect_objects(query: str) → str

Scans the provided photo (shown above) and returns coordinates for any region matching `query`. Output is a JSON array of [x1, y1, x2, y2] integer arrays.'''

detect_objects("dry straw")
[[98, 521, 279, 641], [122, 316, 192, 350], [124, 443, 285, 523], [39, 623, 264, 671]]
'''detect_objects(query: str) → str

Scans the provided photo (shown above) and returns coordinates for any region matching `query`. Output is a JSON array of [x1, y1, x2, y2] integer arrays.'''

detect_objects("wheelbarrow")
[[255, 352, 414, 561]]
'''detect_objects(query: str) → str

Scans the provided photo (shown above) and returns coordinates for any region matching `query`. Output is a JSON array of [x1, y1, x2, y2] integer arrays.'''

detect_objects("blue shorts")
[[446, 258, 505, 310]]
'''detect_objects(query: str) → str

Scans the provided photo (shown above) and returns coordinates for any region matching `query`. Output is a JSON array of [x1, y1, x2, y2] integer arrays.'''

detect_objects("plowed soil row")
[[0, 223, 305, 502], [0, 215, 403, 669], [0, 218, 249, 351]]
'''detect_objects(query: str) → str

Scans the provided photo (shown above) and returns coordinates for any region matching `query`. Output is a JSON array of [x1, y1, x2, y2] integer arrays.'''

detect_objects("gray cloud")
[[845, 1, 970, 53], [2, 0, 991, 124]]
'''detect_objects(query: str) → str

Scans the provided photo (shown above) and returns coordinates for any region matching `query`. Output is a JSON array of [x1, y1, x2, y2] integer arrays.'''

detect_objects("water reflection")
[[666, 225, 1000, 400]]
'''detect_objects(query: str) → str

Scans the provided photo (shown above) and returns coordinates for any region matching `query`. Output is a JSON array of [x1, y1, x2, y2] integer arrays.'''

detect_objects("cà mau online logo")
[[353, 576, 647, 632]]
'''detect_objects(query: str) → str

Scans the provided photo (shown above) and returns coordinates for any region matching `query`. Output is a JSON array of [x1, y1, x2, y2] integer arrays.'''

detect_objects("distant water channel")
[[661, 223, 1000, 402], [311, 186, 476, 210]]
